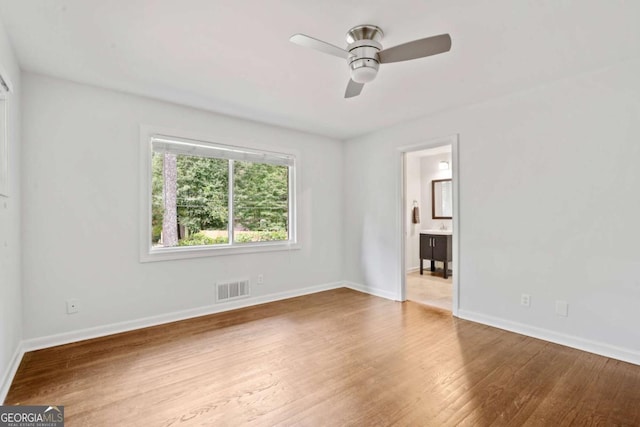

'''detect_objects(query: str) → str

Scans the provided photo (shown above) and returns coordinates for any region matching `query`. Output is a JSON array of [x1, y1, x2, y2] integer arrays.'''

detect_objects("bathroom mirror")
[[432, 179, 452, 219]]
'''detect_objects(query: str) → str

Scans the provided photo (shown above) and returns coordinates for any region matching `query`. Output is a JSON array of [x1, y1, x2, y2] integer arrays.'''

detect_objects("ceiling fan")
[[289, 25, 452, 98]]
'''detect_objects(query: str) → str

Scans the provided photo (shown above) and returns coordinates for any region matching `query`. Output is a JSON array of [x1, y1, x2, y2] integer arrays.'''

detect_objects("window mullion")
[[228, 159, 234, 245]]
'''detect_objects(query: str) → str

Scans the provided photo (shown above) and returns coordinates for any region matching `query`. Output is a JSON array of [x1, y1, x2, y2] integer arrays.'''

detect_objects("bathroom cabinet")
[[419, 233, 452, 278]]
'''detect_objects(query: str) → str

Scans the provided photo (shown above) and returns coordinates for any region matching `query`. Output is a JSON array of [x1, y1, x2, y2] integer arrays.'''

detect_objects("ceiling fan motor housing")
[[346, 25, 384, 84], [348, 40, 381, 83]]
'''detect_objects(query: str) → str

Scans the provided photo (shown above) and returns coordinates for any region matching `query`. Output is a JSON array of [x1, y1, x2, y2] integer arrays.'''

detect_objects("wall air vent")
[[216, 279, 250, 303]]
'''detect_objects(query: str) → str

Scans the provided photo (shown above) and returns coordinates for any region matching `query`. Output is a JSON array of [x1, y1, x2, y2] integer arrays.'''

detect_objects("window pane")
[[152, 152, 229, 247], [233, 161, 289, 243]]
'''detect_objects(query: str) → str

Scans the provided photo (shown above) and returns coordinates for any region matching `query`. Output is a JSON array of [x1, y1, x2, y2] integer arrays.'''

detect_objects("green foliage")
[[152, 152, 289, 246], [177, 232, 228, 246], [234, 230, 288, 243], [152, 152, 229, 239], [175, 230, 287, 246], [234, 161, 288, 232], [175, 155, 229, 233]]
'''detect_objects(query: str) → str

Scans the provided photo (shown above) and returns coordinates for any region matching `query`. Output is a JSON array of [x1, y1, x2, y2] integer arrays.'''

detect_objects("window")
[[141, 131, 297, 261]]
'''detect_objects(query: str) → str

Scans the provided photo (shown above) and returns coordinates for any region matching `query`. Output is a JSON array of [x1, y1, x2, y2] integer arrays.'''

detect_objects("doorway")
[[399, 135, 459, 315]]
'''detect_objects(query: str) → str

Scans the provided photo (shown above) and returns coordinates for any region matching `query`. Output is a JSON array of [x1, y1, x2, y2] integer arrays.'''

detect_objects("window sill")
[[140, 241, 301, 263]]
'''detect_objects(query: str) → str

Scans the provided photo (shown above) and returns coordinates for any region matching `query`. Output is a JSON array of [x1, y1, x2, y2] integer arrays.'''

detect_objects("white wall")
[[21, 73, 343, 341], [404, 153, 421, 272], [344, 58, 640, 363], [0, 18, 22, 398]]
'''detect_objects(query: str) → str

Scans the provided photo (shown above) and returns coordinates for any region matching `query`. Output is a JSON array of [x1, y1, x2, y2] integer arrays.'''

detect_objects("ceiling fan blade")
[[289, 34, 350, 59], [378, 34, 451, 64], [345, 79, 364, 98]]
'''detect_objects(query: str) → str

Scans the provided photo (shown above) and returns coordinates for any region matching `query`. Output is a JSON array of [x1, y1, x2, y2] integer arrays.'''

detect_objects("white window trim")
[[139, 125, 300, 262], [0, 88, 9, 198]]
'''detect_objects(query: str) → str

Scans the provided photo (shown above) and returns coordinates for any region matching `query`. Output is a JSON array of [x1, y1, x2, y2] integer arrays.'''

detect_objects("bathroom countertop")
[[420, 229, 452, 235]]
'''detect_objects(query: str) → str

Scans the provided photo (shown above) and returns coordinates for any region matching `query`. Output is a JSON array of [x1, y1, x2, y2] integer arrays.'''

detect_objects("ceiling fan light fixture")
[[349, 58, 379, 83]]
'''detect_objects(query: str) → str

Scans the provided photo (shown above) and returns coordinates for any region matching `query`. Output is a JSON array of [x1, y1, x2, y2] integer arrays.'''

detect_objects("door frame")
[[397, 134, 460, 316]]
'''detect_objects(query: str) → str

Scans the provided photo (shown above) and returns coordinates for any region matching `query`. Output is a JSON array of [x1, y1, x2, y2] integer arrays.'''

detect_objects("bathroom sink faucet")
[[440, 223, 447, 230]]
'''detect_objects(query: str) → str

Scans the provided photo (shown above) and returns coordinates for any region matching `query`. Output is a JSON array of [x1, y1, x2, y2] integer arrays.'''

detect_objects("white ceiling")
[[0, 0, 638, 139]]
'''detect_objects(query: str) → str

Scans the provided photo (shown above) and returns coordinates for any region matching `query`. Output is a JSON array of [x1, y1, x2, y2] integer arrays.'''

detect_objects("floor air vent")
[[216, 279, 250, 302]]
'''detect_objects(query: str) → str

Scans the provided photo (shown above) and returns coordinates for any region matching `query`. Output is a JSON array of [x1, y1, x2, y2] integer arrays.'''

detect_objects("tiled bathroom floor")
[[406, 270, 453, 311]]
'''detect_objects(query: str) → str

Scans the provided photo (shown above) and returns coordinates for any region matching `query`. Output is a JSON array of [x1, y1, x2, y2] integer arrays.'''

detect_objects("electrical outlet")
[[66, 299, 80, 314], [556, 300, 569, 317], [521, 294, 531, 307], [257, 274, 264, 285]]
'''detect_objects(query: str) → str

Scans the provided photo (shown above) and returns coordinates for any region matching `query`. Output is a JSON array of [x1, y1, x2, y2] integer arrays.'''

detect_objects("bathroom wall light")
[[439, 161, 449, 170]]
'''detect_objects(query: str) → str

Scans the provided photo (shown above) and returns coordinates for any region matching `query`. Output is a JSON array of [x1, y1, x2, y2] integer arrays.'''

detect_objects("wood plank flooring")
[[6, 288, 640, 426]]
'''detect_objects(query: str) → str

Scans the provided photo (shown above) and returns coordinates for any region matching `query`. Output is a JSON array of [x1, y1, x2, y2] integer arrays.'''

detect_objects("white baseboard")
[[344, 281, 399, 301], [21, 281, 344, 353], [457, 309, 640, 366], [1, 342, 25, 404], [406, 266, 420, 274]]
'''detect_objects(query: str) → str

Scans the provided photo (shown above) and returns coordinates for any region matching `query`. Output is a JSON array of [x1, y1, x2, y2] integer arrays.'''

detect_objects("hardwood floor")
[[6, 288, 640, 426], [406, 270, 453, 311]]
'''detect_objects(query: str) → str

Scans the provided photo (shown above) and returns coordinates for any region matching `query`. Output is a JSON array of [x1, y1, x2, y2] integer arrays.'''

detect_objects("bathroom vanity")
[[419, 230, 452, 278]]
